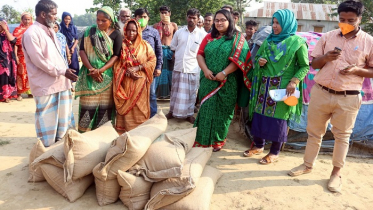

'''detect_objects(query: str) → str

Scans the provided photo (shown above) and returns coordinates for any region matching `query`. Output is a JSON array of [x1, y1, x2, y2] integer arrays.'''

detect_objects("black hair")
[[211, 9, 236, 40], [54, 21, 60, 29], [232, 11, 240, 17], [159, 6, 171, 12], [97, 10, 120, 30], [245, 20, 258, 28], [221, 5, 233, 13], [134, 8, 149, 17], [337, 0, 364, 16], [187, 8, 200, 17], [35, 0, 58, 17], [204, 12, 213, 18]]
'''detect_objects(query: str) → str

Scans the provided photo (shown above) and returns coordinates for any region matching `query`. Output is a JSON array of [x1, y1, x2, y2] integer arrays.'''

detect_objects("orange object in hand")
[[284, 96, 298, 106]]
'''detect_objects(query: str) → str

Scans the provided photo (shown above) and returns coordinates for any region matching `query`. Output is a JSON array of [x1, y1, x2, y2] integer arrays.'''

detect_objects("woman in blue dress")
[[60, 12, 79, 75]]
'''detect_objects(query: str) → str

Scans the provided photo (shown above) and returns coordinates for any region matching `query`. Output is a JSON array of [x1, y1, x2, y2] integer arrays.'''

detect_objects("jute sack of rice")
[[145, 147, 212, 210], [129, 128, 197, 182], [161, 165, 223, 210], [40, 164, 93, 202], [63, 121, 118, 183], [117, 170, 153, 210], [31, 139, 65, 173], [28, 140, 47, 182], [93, 176, 121, 206]]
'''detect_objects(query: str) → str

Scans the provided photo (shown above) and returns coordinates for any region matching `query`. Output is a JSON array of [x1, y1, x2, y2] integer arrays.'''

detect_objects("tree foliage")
[[73, 13, 96, 26], [0, 5, 21, 24]]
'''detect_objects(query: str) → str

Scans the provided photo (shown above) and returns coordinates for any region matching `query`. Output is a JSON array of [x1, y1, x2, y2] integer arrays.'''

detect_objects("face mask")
[[160, 14, 171, 24], [138, 18, 147, 27], [338, 22, 356, 35]]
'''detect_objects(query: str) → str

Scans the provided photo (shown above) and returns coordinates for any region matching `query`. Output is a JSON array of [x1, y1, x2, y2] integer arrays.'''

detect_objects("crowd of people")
[[1, 0, 372, 194]]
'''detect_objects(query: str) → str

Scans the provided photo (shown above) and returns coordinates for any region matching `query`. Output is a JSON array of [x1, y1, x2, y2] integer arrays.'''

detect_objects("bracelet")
[[221, 70, 227, 76], [290, 78, 300, 85]]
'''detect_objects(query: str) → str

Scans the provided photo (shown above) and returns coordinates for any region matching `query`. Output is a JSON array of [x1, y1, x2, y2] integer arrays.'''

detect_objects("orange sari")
[[12, 12, 33, 94], [113, 20, 156, 131]]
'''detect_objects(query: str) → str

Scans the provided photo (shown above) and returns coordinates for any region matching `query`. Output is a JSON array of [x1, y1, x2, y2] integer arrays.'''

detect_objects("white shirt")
[[170, 26, 207, 73]]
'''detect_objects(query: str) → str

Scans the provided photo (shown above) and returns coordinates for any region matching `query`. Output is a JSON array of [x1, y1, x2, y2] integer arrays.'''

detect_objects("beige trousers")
[[303, 84, 361, 168]]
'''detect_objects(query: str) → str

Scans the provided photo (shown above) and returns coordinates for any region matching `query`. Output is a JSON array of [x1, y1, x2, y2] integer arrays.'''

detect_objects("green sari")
[[194, 32, 252, 148]]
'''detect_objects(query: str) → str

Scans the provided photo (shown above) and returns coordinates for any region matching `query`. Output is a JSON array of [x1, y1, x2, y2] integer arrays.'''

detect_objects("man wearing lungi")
[[166, 8, 207, 124], [23, 0, 78, 147]]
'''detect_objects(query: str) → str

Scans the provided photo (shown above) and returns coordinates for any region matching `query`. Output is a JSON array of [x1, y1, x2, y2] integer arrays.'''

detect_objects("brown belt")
[[318, 84, 360, 95]]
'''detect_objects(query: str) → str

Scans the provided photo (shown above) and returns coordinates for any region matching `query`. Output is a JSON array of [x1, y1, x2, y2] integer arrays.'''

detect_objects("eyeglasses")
[[214, 19, 227, 23]]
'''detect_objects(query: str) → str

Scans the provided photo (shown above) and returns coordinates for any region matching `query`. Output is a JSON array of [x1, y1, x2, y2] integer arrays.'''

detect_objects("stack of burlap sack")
[[28, 111, 222, 210]]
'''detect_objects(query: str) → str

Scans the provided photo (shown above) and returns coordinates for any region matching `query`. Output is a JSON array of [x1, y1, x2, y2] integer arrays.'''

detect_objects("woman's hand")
[[88, 68, 103, 83], [68, 57, 72, 65], [203, 69, 216, 80], [286, 81, 297, 96], [258, 58, 267, 67], [70, 47, 75, 55], [15, 56, 20, 65], [215, 72, 226, 82]]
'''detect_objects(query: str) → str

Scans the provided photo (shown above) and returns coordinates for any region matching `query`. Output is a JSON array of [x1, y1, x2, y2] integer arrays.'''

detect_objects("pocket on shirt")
[[190, 41, 200, 53]]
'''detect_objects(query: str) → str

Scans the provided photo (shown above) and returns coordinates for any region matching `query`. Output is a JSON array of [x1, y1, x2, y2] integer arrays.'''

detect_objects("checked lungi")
[[169, 71, 199, 118], [34, 90, 75, 147]]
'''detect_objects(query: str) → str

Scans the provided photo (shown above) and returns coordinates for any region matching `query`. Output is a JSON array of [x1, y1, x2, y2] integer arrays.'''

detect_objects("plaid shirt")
[[142, 26, 163, 70]]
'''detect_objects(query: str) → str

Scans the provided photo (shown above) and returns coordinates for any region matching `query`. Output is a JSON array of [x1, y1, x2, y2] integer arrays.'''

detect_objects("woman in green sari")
[[243, 9, 309, 164], [194, 9, 252, 152], [75, 6, 123, 132]]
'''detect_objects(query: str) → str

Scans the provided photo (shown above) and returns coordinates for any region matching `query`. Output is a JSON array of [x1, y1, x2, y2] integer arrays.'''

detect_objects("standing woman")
[[53, 22, 71, 64], [193, 9, 252, 152], [75, 6, 123, 132], [113, 19, 156, 133], [243, 9, 309, 164], [13, 12, 33, 100], [60, 12, 79, 75], [0, 19, 17, 103]]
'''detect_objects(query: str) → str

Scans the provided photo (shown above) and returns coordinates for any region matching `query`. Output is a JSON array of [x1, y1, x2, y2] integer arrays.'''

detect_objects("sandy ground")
[[1, 95, 373, 210]]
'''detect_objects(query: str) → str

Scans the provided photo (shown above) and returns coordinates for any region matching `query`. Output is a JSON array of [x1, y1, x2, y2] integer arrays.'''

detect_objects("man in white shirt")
[[166, 8, 207, 123]]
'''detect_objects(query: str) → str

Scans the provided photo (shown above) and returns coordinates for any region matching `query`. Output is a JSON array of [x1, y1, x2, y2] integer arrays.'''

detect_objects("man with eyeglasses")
[[118, 8, 131, 36]]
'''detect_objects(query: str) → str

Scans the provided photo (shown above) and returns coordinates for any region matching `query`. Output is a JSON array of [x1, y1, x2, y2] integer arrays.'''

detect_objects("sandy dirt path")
[[1, 96, 372, 210]]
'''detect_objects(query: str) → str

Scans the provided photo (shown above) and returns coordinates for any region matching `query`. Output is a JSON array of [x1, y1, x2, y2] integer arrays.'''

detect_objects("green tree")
[[0, 5, 21, 24], [86, 0, 123, 15], [73, 13, 96, 26]]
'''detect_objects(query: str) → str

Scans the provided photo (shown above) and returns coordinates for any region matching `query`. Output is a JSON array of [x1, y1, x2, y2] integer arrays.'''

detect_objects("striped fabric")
[[34, 90, 75, 147], [169, 71, 199, 118]]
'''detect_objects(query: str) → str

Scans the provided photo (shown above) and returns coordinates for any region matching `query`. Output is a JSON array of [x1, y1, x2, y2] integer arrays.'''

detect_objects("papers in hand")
[[269, 89, 300, 102]]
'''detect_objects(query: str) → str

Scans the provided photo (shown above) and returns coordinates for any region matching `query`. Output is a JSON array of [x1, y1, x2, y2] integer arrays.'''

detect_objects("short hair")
[[232, 11, 240, 17], [118, 8, 131, 16], [204, 12, 213, 18], [35, 0, 58, 17], [337, 0, 364, 16], [159, 5, 171, 12], [187, 8, 200, 17], [134, 8, 149, 17], [211, 9, 236, 40], [245, 20, 258, 28], [221, 5, 233, 13]]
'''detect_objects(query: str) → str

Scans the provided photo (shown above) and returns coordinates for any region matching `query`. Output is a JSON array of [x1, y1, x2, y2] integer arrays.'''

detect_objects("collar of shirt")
[[183, 26, 199, 34], [338, 27, 362, 39]]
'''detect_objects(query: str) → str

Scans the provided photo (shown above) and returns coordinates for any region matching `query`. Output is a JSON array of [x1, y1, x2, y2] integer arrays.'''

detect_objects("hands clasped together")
[[204, 70, 226, 82], [125, 65, 143, 81]]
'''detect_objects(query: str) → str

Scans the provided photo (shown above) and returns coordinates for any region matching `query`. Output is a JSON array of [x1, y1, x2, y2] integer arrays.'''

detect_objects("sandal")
[[259, 153, 278, 165], [28, 94, 33, 98], [243, 146, 264, 157]]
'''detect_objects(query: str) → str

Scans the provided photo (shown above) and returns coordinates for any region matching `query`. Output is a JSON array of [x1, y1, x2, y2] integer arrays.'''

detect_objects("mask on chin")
[[338, 22, 356, 35]]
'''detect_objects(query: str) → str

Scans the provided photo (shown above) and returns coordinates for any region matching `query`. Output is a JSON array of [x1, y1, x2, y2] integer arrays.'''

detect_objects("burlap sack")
[[161, 165, 223, 210], [28, 140, 47, 182], [94, 176, 121, 206], [40, 164, 93, 202], [31, 140, 65, 170], [117, 170, 153, 210], [94, 112, 167, 181], [129, 128, 197, 182], [145, 147, 212, 210], [63, 121, 118, 183]]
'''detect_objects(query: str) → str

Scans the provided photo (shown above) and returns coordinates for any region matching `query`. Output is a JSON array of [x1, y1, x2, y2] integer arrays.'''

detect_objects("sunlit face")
[[96, 12, 112, 31], [126, 22, 137, 42], [187, 14, 198, 28], [204, 16, 212, 28], [22, 15, 32, 27], [64, 15, 71, 26], [272, 17, 282, 35], [245, 25, 256, 37], [53, 23, 59, 33], [214, 13, 229, 34], [120, 10, 131, 24], [339, 11, 361, 28], [44, 8, 57, 28]]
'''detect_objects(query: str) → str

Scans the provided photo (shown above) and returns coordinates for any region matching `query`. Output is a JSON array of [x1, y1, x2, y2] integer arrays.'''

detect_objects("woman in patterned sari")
[[0, 19, 17, 103], [13, 12, 33, 99], [75, 6, 123, 132], [194, 9, 252, 152], [113, 19, 156, 133], [243, 9, 309, 164]]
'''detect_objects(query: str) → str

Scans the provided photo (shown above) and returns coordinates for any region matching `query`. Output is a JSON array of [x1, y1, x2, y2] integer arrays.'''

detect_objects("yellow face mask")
[[160, 13, 171, 24], [338, 22, 356, 35]]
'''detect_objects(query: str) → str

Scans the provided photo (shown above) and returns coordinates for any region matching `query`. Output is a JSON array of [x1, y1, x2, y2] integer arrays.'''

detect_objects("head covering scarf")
[[13, 12, 33, 46], [59, 12, 78, 45], [97, 6, 118, 27], [266, 9, 297, 44]]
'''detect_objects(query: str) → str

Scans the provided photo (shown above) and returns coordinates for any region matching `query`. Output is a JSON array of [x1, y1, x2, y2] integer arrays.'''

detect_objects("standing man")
[[134, 8, 163, 117], [289, 0, 373, 193], [232, 11, 242, 32], [203, 13, 213, 33], [153, 6, 178, 99], [166, 8, 207, 123], [23, 0, 78, 147], [118, 8, 132, 35], [245, 20, 258, 49]]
